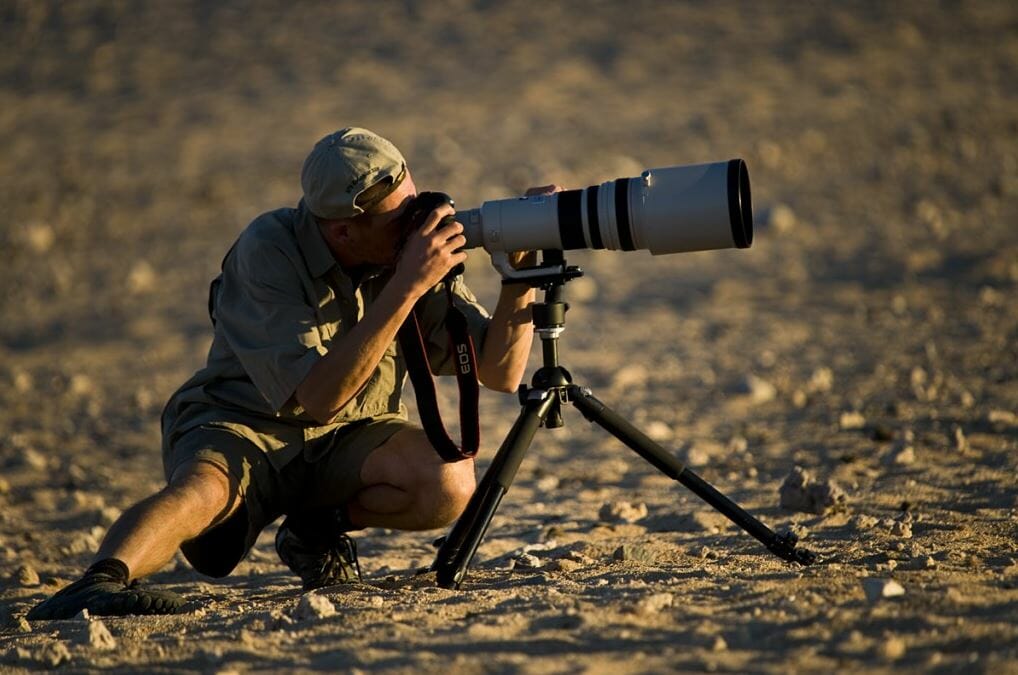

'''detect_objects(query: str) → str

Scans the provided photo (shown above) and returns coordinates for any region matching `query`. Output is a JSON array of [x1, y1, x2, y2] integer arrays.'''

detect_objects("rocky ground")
[[1, 1, 1016, 672]]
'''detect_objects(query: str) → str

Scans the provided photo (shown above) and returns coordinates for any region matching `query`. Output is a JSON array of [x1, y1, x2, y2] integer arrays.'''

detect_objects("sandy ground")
[[1, 1, 1017, 672]]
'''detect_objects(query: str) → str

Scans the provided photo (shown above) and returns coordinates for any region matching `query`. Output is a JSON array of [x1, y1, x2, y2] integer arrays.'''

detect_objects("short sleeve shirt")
[[161, 200, 490, 470]]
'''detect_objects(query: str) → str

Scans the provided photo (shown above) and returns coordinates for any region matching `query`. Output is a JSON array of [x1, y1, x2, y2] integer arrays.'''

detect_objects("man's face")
[[345, 171, 418, 267]]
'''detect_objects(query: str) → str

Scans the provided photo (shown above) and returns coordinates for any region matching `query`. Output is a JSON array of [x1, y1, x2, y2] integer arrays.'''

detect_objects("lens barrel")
[[456, 159, 753, 255]]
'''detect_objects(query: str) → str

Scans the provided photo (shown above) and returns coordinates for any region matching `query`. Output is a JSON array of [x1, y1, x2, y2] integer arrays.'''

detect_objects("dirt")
[[1, 1, 1016, 672]]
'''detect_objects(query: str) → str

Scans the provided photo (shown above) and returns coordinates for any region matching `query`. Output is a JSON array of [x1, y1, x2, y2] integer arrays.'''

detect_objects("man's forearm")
[[478, 284, 536, 392], [295, 281, 418, 423]]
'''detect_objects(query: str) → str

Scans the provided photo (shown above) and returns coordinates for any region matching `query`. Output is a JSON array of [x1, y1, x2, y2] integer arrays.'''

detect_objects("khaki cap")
[[300, 127, 406, 219]]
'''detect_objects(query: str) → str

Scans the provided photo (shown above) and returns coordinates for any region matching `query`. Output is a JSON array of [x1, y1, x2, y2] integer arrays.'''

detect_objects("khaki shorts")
[[163, 416, 410, 578]]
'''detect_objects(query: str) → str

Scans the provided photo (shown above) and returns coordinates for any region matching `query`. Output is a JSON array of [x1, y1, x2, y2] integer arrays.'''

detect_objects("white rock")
[[84, 619, 117, 651], [862, 578, 905, 603], [839, 411, 867, 430], [295, 593, 336, 621], [598, 501, 648, 524]]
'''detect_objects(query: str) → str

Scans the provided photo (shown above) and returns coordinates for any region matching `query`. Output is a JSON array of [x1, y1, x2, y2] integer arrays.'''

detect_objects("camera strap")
[[397, 282, 480, 462]]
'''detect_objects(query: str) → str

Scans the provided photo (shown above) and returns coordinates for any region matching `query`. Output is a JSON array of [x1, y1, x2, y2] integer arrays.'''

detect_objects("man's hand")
[[392, 202, 468, 298]]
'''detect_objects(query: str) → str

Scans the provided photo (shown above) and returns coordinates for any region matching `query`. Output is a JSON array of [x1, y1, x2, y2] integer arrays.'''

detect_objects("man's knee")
[[428, 458, 476, 527], [167, 460, 241, 527]]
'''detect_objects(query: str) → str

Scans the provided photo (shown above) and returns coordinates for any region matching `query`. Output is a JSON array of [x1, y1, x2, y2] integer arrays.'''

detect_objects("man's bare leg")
[[348, 427, 476, 531], [93, 461, 243, 579], [28, 462, 242, 620]]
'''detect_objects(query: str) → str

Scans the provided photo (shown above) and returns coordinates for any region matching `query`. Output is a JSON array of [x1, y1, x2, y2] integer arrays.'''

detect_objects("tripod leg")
[[569, 386, 816, 565], [433, 391, 558, 588]]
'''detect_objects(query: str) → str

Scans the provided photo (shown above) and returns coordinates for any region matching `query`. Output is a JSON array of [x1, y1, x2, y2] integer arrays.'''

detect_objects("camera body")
[[398, 191, 465, 279]]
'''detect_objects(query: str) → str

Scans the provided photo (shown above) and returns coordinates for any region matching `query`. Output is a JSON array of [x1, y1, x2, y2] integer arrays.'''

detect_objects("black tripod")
[[432, 256, 817, 589]]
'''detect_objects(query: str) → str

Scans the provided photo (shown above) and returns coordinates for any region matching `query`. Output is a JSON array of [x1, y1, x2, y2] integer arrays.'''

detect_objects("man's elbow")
[[478, 367, 522, 394], [294, 389, 336, 425]]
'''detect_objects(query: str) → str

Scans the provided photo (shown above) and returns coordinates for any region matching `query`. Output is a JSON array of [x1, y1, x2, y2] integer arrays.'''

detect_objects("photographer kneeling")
[[30, 127, 555, 619]]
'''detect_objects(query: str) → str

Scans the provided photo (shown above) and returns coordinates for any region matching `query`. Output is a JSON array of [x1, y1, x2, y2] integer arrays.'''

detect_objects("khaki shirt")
[[161, 200, 490, 470]]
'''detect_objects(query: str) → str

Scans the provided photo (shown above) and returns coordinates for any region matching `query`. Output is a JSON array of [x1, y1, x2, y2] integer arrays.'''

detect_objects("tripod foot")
[[767, 531, 819, 566]]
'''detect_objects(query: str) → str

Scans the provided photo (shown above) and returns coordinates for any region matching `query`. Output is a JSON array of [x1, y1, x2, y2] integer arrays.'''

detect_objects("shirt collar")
[[295, 199, 338, 279]]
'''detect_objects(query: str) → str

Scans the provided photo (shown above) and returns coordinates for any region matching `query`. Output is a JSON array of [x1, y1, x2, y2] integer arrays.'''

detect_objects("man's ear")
[[321, 218, 352, 247]]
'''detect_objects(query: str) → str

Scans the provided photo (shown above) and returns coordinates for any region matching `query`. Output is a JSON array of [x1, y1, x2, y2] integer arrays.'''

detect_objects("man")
[[29, 127, 549, 619]]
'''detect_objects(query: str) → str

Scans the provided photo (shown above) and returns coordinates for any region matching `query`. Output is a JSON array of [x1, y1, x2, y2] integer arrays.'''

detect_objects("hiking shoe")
[[27, 561, 183, 621], [275, 521, 361, 591]]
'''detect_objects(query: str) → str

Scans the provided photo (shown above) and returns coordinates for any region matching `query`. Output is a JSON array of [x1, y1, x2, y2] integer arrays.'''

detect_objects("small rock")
[[16, 564, 40, 586], [126, 261, 157, 294], [779, 466, 847, 515], [0, 477, 10, 494], [951, 425, 968, 452], [548, 558, 582, 572], [294, 593, 336, 621], [766, 204, 797, 232], [887, 445, 916, 465], [862, 578, 905, 603], [807, 367, 834, 393], [598, 501, 649, 524], [16, 616, 31, 633], [368, 596, 384, 608], [839, 411, 867, 430], [83, 619, 117, 651], [890, 521, 913, 539], [644, 420, 673, 442], [611, 364, 647, 390], [514, 553, 543, 570], [737, 374, 776, 404], [987, 409, 1017, 428], [712, 635, 729, 652], [683, 444, 711, 468], [20, 447, 50, 471], [911, 555, 937, 570], [613, 544, 656, 564], [879, 635, 907, 661], [76, 609, 91, 622], [634, 592, 673, 615], [98, 506, 122, 526], [534, 475, 559, 491], [37, 641, 72, 667]]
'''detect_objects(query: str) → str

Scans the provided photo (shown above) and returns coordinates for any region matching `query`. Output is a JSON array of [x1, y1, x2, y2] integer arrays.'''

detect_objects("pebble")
[[839, 411, 867, 430], [598, 500, 648, 524], [767, 204, 797, 232], [684, 444, 711, 468], [807, 367, 834, 393], [738, 374, 777, 404], [613, 544, 656, 564], [16, 617, 31, 633], [0, 477, 9, 494], [20, 447, 50, 471], [16, 564, 40, 586], [81, 619, 117, 651], [879, 635, 907, 661], [887, 445, 916, 465], [36, 642, 72, 667], [951, 425, 968, 452], [514, 553, 543, 570], [644, 420, 673, 441], [368, 596, 384, 608], [294, 593, 336, 621], [634, 592, 673, 615], [890, 521, 913, 539], [779, 466, 847, 515], [548, 558, 582, 572], [712, 635, 729, 652], [534, 475, 560, 491], [862, 578, 905, 603]]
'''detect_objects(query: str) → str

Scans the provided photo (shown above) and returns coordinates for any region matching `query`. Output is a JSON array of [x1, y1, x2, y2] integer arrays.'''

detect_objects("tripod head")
[[496, 250, 584, 289]]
